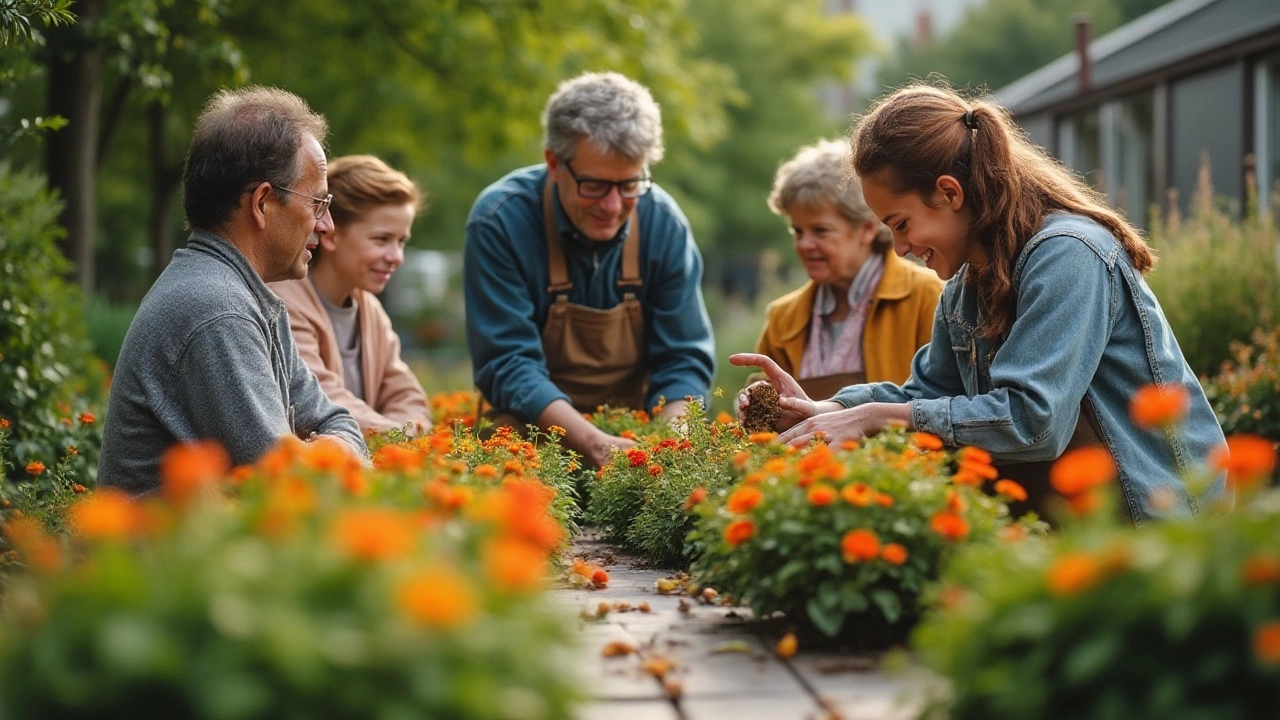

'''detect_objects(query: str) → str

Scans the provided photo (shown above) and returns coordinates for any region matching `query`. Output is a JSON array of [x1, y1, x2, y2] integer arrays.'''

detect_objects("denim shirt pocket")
[[946, 320, 982, 397]]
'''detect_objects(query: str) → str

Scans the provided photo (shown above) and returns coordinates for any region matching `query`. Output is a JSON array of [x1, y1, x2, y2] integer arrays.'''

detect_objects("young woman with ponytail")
[[734, 84, 1225, 521]]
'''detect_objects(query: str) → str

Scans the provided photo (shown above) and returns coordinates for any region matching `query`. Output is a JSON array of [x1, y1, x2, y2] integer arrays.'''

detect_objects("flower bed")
[[0, 432, 582, 719], [689, 431, 1033, 638]]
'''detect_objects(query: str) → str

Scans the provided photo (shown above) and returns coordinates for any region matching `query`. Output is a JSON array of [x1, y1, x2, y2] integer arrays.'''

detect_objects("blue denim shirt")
[[832, 213, 1226, 520], [464, 164, 715, 423]]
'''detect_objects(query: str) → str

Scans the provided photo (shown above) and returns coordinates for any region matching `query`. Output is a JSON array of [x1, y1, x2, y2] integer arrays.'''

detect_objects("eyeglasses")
[[563, 160, 652, 199], [274, 185, 333, 219]]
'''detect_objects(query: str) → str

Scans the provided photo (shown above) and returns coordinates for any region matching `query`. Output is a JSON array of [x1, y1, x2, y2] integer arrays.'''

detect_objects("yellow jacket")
[[754, 251, 945, 385]]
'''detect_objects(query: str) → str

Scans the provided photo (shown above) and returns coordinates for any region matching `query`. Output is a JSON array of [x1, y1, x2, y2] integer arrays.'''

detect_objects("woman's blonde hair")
[[851, 84, 1154, 342], [768, 139, 892, 253], [327, 155, 424, 227]]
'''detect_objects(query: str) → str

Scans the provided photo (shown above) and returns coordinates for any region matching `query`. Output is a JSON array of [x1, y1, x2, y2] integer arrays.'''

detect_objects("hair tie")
[[963, 108, 978, 131]]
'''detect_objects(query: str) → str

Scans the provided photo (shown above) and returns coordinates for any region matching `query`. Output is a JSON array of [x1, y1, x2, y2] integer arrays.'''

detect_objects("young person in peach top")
[[271, 155, 431, 435]]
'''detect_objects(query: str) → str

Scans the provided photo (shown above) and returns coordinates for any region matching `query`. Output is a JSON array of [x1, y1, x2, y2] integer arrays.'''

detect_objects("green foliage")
[[913, 490, 1280, 720], [690, 432, 1032, 639], [83, 295, 137, 368], [586, 403, 748, 567], [1145, 177, 1280, 376], [1204, 327, 1280, 443], [878, 0, 1172, 91], [0, 0, 72, 47], [0, 444, 582, 720], [0, 162, 102, 486]]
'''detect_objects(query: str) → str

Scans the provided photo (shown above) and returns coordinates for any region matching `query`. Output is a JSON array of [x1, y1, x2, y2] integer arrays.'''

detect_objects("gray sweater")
[[99, 230, 368, 494]]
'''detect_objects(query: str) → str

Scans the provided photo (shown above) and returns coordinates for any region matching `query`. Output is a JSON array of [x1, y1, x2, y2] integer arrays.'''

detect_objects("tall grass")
[[1144, 166, 1280, 376]]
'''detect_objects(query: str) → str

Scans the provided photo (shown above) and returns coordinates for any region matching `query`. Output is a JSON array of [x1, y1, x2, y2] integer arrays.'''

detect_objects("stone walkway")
[[552, 531, 942, 720]]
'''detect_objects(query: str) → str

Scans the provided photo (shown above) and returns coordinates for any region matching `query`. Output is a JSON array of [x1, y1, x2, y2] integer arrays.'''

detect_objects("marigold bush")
[[0, 434, 582, 719], [586, 402, 750, 566], [1204, 326, 1280, 450], [689, 431, 1034, 638]]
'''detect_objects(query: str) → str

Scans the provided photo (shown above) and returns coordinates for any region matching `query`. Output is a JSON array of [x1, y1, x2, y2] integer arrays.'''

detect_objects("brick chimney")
[[915, 8, 933, 47], [1074, 14, 1092, 93]]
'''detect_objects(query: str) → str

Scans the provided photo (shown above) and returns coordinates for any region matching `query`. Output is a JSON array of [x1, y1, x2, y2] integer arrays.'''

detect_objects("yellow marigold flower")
[[396, 565, 479, 629]]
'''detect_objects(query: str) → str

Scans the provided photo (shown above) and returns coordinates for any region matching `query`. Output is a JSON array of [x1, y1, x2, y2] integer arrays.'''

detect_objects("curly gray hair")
[[542, 72, 664, 165], [767, 139, 892, 253]]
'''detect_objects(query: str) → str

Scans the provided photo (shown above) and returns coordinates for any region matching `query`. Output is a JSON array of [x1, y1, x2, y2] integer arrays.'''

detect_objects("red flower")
[[724, 519, 756, 547], [841, 529, 880, 563], [626, 448, 649, 468], [684, 487, 707, 511], [930, 512, 969, 541]]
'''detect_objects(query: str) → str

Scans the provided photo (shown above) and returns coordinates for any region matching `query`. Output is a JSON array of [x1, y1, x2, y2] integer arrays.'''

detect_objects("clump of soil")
[[741, 384, 781, 433]]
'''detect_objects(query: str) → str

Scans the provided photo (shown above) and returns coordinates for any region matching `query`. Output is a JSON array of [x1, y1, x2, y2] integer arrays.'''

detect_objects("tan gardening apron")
[[478, 179, 649, 433]]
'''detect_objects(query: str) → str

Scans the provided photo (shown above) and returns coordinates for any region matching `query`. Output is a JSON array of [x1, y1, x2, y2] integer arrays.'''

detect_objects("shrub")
[[586, 403, 748, 566], [689, 431, 1033, 639], [83, 296, 137, 368], [0, 162, 103, 486], [0, 435, 582, 719], [1204, 326, 1280, 443], [1145, 170, 1280, 375]]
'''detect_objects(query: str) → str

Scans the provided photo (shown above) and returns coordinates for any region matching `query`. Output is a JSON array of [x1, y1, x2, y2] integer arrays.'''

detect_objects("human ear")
[[543, 149, 559, 173], [250, 182, 272, 230], [934, 175, 966, 211]]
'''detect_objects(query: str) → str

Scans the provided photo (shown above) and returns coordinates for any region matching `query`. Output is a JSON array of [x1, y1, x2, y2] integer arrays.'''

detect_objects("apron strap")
[[618, 214, 642, 289]]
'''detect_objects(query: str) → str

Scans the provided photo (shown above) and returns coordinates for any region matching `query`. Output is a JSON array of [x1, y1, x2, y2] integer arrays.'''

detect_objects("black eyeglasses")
[[274, 185, 333, 219], [563, 160, 652, 199]]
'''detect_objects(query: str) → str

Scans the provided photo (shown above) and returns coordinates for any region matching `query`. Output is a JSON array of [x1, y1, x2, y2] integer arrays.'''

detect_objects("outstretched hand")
[[730, 353, 819, 432]]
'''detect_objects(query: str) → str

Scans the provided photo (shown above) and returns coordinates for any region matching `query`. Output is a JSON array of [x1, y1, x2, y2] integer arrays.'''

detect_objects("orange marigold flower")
[[1067, 488, 1106, 516], [958, 459, 998, 481], [945, 490, 967, 513], [1049, 447, 1116, 496], [68, 488, 141, 540], [340, 468, 369, 497], [762, 458, 789, 475], [743, 471, 765, 485], [840, 440, 859, 451], [159, 441, 230, 508], [1253, 621, 1280, 665], [732, 451, 752, 470], [547, 424, 567, 436], [620, 429, 638, 440], [1209, 435, 1277, 491], [716, 411, 734, 425], [951, 467, 985, 486], [396, 565, 479, 629], [25, 461, 44, 476], [648, 463, 664, 477], [841, 482, 874, 507], [72, 483, 86, 494], [484, 536, 548, 591], [1243, 555, 1280, 586], [591, 568, 611, 587], [959, 446, 992, 465], [626, 448, 649, 467], [1129, 383, 1190, 430], [881, 542, 909, 565], [1000, 524, 1028, 543], [748, 432, 778, 445], [374, 444, 423, 472], [685, 487, 707, 511], [726, 486, 764, 514], [331, 508, 417, 562], [807, 484, 837, 507], [912, 432, 944, 451], [1047, 551, 1102, 597], [474, 464, 500, 479], [875, 492, 895, 507], [724, 519, 756, 547], [503, 459, 524, 475], [994, 479, 1028, 502], [301, 435, 358, 472], [930, 512, 970, 541], [78, 412, 95, 425], [841, 528, 881, 563], [0, 418, 9, 429]]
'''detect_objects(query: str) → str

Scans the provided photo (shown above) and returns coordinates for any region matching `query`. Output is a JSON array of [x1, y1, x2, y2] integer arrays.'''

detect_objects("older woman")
[[754, 140, 944, 400], [270, 155, 432, 435]]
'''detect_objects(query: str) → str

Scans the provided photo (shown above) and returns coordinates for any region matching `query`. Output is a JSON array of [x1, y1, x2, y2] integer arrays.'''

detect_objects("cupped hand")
[[730, 353, 817, 431], [777, 403, 894, 448], [588, 431, 638, 469]]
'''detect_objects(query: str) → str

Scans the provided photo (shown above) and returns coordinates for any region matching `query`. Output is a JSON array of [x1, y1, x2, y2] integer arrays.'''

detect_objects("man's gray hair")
[[768, 139, 892, 253], [542, 72, 664, 165]]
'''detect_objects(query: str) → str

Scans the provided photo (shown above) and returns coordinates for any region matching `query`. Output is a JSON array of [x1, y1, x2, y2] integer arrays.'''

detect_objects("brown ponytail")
[[850, 83, 1154, 343]]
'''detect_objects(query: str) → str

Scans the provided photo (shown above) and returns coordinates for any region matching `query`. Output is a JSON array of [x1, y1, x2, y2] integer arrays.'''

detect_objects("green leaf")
[[1063, 633, 1121, 686], [869, 588, 901, 623], [806, 596, 847, 637]]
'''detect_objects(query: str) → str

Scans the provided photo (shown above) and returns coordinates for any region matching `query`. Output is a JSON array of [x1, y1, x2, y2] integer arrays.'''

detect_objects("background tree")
[[877, 0, 1173, 93]]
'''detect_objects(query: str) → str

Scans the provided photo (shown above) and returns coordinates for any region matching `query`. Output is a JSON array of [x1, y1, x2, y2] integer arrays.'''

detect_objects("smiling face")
[[263, 134, 333, 282], [786, 201, 877, 290], [318, 202, 415, 296], [860, 171, 976, 281], [545, 139, 645, 242]]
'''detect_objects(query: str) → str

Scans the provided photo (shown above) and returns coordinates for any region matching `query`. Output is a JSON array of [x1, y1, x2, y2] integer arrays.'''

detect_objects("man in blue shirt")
[[464, 72, 715, 466]]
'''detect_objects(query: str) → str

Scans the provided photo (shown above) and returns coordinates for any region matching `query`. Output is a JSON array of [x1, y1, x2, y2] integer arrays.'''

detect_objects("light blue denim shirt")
[[832, 213, 1226, 521]]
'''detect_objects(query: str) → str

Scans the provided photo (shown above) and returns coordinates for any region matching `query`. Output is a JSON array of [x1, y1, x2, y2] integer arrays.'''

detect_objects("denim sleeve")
[[644, 215, 716, 408], [831, 298, 965, 408], [464, 218, 571, 423], [911, 238, 1113, 458]]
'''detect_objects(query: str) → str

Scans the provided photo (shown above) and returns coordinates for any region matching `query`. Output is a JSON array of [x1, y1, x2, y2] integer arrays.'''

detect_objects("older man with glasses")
[[99, 86, 367, 494], [464, 71, 715, 466]]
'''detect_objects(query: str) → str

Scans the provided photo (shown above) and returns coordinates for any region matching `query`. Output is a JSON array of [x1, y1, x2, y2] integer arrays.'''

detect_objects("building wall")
[[1169, 63, 1245, 207]]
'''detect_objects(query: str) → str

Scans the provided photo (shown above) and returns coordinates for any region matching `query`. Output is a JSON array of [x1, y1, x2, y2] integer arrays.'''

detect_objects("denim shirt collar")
[[186, 228, 287, 324]]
